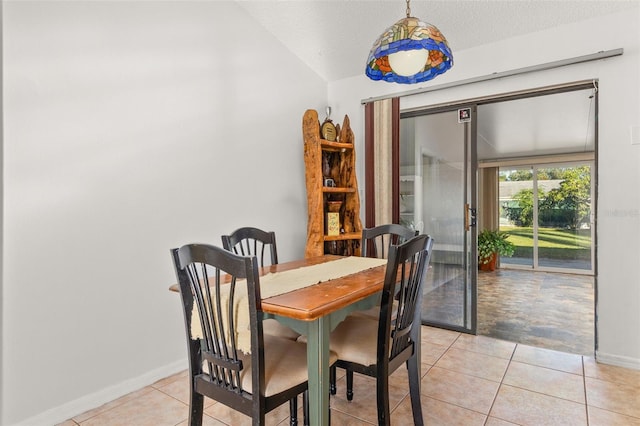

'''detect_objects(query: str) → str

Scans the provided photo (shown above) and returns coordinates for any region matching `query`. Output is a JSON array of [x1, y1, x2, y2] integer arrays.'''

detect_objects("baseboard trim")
[[9, 359, 187, 426], [596, 351, 640, 370]]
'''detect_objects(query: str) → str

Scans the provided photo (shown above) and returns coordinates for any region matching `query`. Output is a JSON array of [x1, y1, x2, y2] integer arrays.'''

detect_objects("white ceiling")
[[237, 0, 639, 82], [238, 1, 634, 158], [402, 88, 597, 162], [477, 88, 597, 160]]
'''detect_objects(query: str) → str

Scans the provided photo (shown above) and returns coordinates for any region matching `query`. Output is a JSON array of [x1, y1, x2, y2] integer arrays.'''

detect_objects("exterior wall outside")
[[330, 7, 640, 369], [2, 2, 326, 424]]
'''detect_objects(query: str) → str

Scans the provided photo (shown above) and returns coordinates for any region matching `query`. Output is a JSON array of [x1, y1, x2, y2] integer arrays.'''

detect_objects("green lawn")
[[499, 225, 592, 260]]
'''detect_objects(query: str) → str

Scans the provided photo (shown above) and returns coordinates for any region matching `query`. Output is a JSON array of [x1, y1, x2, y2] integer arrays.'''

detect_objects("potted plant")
[[478, 229, 515, 271]]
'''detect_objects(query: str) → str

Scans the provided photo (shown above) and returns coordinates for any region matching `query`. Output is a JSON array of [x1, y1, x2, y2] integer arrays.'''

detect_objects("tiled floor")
[[477, 268, 594, 356], [58, 326, 640, 426], [424, 265, 594, 356]]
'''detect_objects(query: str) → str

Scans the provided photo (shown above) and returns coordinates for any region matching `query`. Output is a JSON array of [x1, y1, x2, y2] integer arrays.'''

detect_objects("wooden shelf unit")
[[303, 109, 362, 258]]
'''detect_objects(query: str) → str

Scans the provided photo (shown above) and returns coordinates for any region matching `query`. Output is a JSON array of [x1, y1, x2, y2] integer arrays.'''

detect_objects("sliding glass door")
[[400, 107, 477, 333]]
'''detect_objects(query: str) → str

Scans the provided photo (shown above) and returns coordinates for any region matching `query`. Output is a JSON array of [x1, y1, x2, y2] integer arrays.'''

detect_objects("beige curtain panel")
[[373, 98, 393, 226]]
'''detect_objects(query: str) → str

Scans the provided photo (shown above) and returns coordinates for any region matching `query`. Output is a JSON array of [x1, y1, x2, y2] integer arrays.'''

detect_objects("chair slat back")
[[171, 244, 262, 395], [361, 224, 418, 259], [378, 234, 434, 363], [222, 227, 278, 267]]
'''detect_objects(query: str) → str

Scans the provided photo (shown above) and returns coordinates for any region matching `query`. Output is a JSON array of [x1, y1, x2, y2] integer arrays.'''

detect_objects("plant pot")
[[479, 252, 497, 271]]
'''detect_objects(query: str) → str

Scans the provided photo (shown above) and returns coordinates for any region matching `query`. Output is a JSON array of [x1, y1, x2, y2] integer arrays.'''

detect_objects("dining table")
[[171, 253, 398, 426], [258, 254, 389, 426]]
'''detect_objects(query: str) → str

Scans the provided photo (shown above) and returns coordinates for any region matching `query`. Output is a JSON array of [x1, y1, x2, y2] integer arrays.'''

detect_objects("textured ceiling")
[[237, 0, 639, 81]]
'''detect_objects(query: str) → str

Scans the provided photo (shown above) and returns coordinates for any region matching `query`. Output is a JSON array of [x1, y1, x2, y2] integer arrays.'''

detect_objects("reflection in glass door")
[[499, 163, 594, 273], [400, 108, 477, 333]]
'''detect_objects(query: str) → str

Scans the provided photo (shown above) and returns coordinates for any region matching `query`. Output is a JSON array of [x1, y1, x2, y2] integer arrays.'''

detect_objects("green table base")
[[266, 294, 379, 425]]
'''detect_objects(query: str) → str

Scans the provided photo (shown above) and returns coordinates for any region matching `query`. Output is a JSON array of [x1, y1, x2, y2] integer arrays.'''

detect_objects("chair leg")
[[290, 396, 298, 426], [187, 340, 204, 426], [188, 388, 204, 426], [407, 356, 424, 426], [376, 375, 391, 426], [346, 369, 354, 401], [328, 386, 332, 426], [330, 365, 337, 395], [303, 390, 309, 426]]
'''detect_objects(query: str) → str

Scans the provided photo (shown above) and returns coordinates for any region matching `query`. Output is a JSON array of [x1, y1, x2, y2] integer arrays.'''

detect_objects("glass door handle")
[[465, 204, 477, 231]]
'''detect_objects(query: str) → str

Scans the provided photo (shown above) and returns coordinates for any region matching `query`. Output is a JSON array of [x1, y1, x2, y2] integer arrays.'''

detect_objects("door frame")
[[377, 80, 599, 337]]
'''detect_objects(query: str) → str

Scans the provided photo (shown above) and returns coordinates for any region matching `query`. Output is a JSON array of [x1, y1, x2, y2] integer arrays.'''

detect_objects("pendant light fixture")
[[365, 0, 453, 84]]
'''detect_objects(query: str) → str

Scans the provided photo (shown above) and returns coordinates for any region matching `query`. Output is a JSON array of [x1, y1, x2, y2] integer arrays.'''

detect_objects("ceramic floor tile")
[[60, 326, 640, 426], [587, 406, 640, 426], [503, 361, 585, 403], [451, 333, 516, 359], [584, 357, 640, 388], [154, 373, 215, 409], [512, 343, 584, 374], [421, 326, 460, 347], [176, 414, 228, 426], [490, 384, 587, 426], [388, 362, 430, 389], [329, 408, 375, 425], [81, 389, 188, 426], [420, 340, 450, 365], [421, 366, 500, 415], [72, 387, 155, 423], [154, 373, 192, 405], [484, 417, 519, 426], [203, 397, 290, 426], [435, 347, 510, 382], [391, 394, 487, 426], [585, 376, 640, 418], [330, 373, 409, 424]]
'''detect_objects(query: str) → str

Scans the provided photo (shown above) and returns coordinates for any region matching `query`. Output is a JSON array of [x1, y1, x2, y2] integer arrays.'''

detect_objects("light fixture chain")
[[405, 0, 411, 17]]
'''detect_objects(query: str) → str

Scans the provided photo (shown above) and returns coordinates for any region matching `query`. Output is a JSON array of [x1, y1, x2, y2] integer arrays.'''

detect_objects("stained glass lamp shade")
[[365, 16, 453, 84]]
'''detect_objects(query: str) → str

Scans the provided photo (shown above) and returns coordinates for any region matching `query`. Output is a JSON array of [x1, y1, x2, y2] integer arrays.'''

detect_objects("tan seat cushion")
[[263, 318, 301, 340], [329, 316, 380, 367], [232, 334, 337, 397]]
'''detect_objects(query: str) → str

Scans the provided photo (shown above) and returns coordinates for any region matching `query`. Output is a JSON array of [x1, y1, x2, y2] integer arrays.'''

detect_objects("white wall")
[[2, 2, 327, 424], [0, 3, 4, 420], [4, 2, 639, 424], [330, 8, 640, 369]]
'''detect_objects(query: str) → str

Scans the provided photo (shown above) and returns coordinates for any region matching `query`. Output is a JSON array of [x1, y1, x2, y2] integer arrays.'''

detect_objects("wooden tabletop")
[[170, 254, 388, 321], [260, 255, 387, 321]]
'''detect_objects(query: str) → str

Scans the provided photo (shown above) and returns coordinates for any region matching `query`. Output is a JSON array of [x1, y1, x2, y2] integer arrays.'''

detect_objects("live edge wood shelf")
[[303, 109, 363, 258]]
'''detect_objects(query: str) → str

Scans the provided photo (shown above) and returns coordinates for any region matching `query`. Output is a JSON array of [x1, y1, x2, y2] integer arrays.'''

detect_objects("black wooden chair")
[[361, 223, 418, 259], [355, 223, 418, 319], [222, 227, 300, 341], [222, 227, 278, 267], [171, 243, 327, 426], [330, 223, 419, 394], [328, 234, 434, 425]]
